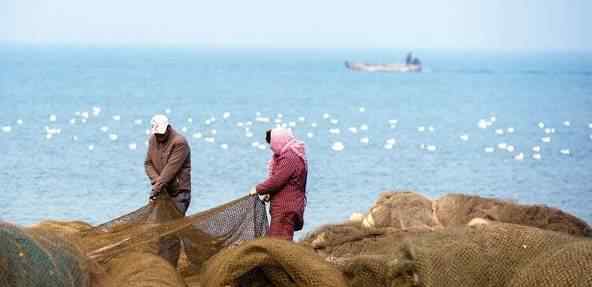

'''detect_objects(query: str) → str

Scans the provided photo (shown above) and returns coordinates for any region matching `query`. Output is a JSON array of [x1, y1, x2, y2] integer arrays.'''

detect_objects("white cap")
[[150, 114, 169, 134]]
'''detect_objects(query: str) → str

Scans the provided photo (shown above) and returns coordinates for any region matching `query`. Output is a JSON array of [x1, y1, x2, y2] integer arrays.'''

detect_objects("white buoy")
[[589, 123, 592, 129], [210, 129, 217, 135], [112, 115, 121, 121], [251, 141, 260, 147], [426, 145, 437, 152], [204, 137, 215, 143], [497, 143, 508, 150], [145, 129, 151, 135], [258, 143, 267, 150], [49, 114, 57, 122], [237, 122, 244, 127], [128, 143, 137, 150], [359, 107, 366, 112], [428, 126, 435, 133], [360, 124, 368, 131], [1, 126, 12, 133], [256, 117, 271, 123], [45, 133, 53, 140], [478, 120, 488, 129], [307, 132, 314, 138], [16, 119, 23, 125], [563, 121, 570, 127], [490, 116, 497, 123], [92, 106, 101, 116], [72, 136, 78, 141], [109, 134, 118, 141], [100, 126, 109, 133], [537, 122, 545, 129], [181, 127, 188, 133], [246, 132, 253, 138], [205, 119, 212, 125], [559, 149, 571, 155], [348, 127, 358, 134], [417, 126, 425, 132], [532, 153, 542, 160], [507, 127, 515, 133], [81, 118, 87, 124], [165, 108, 171, 114], [220, 144, 229, 150], [322, 113, 330, 119], [460, 134, 469, 141], [329, 128, 340, 135], [544, 128, 552, 134], [384, 144, 393, 150], [223, 112, 231, 119], [70, 118, 76, 125], [88, 144, 95, 151], [360, 137, 369, 144], [332, 142, 345, 152], [506, 145, 515, 152], [81, 112, 89, 119], [298, 117, 305, 122], [330, 119, 339, 125], [541, 137, 551, 143], [311, 122, 318, 128], [514, 153, 524, 161], [386, 138, 396, 145], [495, 129, 504, 135], [276, 113, 283, 119], [532, 145, 541, 152], [484, 147, 495, 153]]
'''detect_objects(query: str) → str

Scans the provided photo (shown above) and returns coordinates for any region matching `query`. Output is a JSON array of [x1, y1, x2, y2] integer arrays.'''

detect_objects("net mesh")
[[1, 191, 591, 287]]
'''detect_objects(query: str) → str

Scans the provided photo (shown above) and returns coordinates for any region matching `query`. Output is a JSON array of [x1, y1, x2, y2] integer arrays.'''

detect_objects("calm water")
[[1, 46, 591, 237]]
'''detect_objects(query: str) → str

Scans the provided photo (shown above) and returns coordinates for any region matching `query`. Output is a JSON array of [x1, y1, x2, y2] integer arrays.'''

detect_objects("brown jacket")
[[145, 128, 191, 194]]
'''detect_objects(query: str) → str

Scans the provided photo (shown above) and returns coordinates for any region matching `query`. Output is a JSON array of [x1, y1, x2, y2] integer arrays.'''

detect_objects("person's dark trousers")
[[159, 191, 191, 267]]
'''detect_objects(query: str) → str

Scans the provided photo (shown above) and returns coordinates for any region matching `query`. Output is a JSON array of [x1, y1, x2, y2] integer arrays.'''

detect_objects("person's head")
[[267, 127, 295, 155], [150, 114, 170, 142]]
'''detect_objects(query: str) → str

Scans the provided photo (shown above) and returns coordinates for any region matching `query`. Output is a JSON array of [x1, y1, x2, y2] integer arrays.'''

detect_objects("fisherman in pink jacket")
[[250, 128, 308, 241]]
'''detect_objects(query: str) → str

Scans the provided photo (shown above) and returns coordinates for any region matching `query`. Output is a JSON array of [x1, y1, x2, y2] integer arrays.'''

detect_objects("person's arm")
[[144, 141, 159, 184], [256, 154, 296, 195], [155, 140, 190, 191]]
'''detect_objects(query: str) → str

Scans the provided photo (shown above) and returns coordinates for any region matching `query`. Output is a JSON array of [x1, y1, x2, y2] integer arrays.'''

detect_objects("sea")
[[1, 45, 591, 237]]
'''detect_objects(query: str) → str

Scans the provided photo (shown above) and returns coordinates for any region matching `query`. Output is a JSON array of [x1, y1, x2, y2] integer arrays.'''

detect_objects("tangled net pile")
[[1, 191, 591, 287]]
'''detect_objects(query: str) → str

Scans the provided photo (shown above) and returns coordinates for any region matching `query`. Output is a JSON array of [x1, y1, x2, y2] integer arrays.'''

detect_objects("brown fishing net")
[[1, 194, 267, 287], [403, 221, 592, 287], [434, 193, 592, 237], [2, 190, 591, 287], [200, 237, 348, 287]]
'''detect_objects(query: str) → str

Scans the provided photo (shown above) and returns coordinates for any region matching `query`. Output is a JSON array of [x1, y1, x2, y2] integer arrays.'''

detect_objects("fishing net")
[[2, 190, 591, 287], [403, 221, 592, 287], [434, 193, 592, 236], [200, 238, 348, 287], [1, 194, 268, 287]]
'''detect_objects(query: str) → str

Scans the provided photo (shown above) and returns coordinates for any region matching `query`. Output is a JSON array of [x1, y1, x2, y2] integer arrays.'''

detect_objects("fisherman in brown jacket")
[[144, 114, 191, 266]]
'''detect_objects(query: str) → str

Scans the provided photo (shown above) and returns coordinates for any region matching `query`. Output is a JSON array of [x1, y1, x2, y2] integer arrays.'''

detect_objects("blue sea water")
[[1, 46, 591, 237]]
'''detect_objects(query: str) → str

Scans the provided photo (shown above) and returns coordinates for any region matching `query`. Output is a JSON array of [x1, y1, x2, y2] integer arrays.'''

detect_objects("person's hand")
[[149, 189, 160, 201], [249, 186, 257, 196], [150, 177, 160, 185]]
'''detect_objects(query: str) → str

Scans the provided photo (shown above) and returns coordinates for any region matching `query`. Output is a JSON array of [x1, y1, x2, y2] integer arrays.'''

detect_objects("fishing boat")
[[345, 52, 422, 73]]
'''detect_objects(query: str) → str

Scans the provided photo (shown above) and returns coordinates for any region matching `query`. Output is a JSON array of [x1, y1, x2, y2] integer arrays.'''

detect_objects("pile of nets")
[[2, 190, 591, 287], [1, 194, 268, 287]]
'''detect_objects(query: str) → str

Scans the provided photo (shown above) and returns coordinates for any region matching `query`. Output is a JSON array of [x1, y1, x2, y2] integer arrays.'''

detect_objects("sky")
[[1, 0, 590, 51]]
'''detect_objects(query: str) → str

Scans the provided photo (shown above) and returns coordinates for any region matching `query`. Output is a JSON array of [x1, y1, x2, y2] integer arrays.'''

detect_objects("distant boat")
[[345, 52, 422, 73]]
